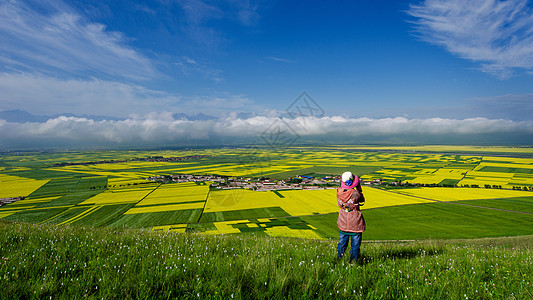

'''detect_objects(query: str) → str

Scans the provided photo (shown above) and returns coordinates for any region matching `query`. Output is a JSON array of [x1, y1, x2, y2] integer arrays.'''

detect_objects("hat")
[[341, 171, 359, 189]]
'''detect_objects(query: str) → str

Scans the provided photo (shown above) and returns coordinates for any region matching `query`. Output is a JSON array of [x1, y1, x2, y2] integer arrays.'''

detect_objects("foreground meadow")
[[1, 221, 531, 299]]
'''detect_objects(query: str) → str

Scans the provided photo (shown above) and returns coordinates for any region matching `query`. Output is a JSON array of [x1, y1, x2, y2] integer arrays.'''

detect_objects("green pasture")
[[73, 203, 136, 227], [199, 207, 289, 223], [455, 196, 533, 214], [111, 209, 203, 228], [480, 166, 533, 174]]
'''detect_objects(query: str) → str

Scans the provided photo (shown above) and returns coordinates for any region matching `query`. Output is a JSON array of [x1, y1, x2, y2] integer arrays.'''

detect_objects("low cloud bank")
[[1, 115, 532, 149]]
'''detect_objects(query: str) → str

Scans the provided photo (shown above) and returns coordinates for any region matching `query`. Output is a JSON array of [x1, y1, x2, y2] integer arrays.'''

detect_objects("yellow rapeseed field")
[[204, 189, 281, 212], [510, 174, 533, 186], [151, 224, 188, 233], [204, 186, 434, 217], [360, 188, 433, 209], [263, 226, 323, 239], [79, 186, 156, 205], [207, 220, 243, 235], [459, 171, 515, 187], [134, 182, 209, 206], [124, 202, 205, 214], [0, 174, 49, 198], [197, 219, 324, 239]]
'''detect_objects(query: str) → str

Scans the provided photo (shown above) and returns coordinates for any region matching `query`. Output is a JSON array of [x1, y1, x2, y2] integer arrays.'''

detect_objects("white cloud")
[[408, 0, 533, 78], [1, 115, 531, 148], [0, 0, 156, 80]]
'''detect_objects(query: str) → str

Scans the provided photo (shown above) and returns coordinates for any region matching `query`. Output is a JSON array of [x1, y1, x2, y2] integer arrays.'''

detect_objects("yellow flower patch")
[[79, 186, 156, 205], [133, 182, 209, 206], [204, 187, 433, 217], [124, 202, 205, 214], [360, 188, 433, 209], [0, 174, 49, 198], [264, 226, 324, 239], [151, 224, 188, 233]]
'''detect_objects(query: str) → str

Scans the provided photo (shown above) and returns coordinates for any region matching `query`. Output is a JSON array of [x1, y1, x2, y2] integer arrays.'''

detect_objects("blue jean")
[[337, 231, 362, 262]]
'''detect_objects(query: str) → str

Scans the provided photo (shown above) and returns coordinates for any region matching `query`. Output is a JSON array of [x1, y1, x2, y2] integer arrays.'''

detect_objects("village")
[[0, 196, 25, 207], [145, 173, 380, 191]]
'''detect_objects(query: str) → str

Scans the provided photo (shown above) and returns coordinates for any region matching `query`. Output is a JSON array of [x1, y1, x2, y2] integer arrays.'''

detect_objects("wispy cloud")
[[408, 0, 533, 79], [171, 0, 263, 47], [172, 56, 223, 82], [1, 115, 531, 149], [0, 0, 156, 80], [265, 56, 293, 63], [0, 73, 257, 117], [230, 0, 262, 26]]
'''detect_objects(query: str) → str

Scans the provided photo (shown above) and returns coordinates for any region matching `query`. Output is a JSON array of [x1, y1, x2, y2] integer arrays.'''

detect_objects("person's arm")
[[337, 196, 344, 209], [344, 193, 359, 210], [354, 189, 365, 206]]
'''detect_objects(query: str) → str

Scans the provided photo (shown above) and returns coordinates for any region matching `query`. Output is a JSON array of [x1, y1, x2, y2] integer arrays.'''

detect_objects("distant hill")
[[0, 109, 50, 123], [172, 112, 218, 121]]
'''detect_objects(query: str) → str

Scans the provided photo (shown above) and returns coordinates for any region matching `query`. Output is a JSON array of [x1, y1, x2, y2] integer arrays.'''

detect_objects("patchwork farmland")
[[1, 146, 532, 240]]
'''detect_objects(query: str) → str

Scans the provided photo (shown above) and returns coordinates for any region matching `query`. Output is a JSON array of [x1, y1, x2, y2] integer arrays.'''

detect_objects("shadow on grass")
[[357, 245, 444, 266]]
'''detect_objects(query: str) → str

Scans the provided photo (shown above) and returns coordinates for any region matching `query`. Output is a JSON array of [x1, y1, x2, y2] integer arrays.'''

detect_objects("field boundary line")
[[59, 205, 102, 225], [196, 188, 211, 223], [129, 183, 161, 207]]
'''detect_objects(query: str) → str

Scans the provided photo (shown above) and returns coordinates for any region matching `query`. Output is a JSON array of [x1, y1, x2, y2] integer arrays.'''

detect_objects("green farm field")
[[1, 146, 532, 240]]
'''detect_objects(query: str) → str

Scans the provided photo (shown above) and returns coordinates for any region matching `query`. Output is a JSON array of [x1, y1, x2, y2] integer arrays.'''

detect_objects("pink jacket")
[[336, 187, 366, 233]]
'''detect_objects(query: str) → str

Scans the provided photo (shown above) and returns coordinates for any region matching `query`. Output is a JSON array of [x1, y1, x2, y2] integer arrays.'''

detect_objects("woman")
[[336, 171, 366, 263]]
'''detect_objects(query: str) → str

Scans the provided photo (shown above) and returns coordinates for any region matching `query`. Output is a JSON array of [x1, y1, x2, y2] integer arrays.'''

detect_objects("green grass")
[[1, 221, 531, 299], [41, 206, 92, 225], [295, 201, 533, 240], [74, 203, 136, 227], [2, 207, 68, 224], [438, 178, 460, 186], [363, 202, 533, 240], [455, 197, 533, 214], [479, 166, 533, 174], [110, 209, 204, 228], [28, 177, 81, 198]]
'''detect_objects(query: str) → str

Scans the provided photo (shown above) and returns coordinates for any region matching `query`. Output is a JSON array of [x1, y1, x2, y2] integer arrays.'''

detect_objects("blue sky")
[[1, 0, 532, 147]]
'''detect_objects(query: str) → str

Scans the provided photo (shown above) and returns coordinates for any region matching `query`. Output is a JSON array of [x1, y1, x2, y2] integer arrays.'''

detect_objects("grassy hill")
[[1, 221, 531, 299]]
